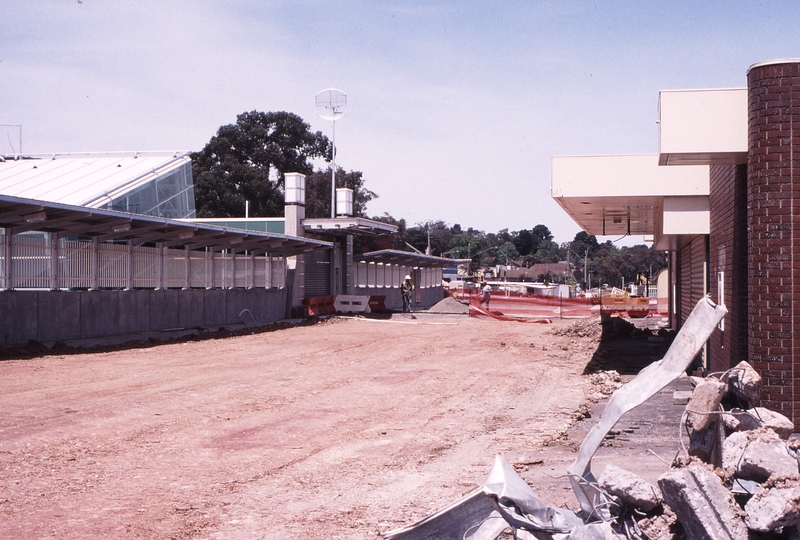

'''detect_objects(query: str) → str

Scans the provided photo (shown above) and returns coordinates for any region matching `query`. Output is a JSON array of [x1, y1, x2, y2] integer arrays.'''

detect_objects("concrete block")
[[745, 481, 800, 532], [687, 378, 727, 431], [177, 289, 204, 328], [722, 430, 797, 482], [724, 361, 762, 407], [727, 407, 795, 440], [149, 289, 180, 331], [265, 288, 286, 322], [657, 465, 747, 540], [597, 464, 661, 512], [202, 289, 228, 326], [117, 290, 151, 335], [36, 291, 80, 342], [0, 291, 39, 346], [673, 390, 693, 405], [80, 290, 118, 339]]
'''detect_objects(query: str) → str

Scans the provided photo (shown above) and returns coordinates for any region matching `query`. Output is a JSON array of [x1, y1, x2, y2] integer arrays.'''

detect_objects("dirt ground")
[[0, 312, 678, 539]]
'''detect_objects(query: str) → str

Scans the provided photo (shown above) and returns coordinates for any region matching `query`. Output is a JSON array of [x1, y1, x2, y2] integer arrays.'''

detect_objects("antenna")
[[0, 125, 22, 158], [315, 88, 347, 218]]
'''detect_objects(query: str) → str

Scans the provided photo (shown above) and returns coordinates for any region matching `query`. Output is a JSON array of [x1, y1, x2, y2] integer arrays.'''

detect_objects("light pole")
[[567, 246, 589, 288]]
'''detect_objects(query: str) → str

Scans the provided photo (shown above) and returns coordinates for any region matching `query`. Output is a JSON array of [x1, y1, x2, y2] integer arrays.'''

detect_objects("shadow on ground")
[[583, 314, 675, 375]]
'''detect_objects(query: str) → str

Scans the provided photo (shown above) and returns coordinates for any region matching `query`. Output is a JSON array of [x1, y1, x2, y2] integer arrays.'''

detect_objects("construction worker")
[[401, 275, 414, 313], [479, 281, 492, 309]]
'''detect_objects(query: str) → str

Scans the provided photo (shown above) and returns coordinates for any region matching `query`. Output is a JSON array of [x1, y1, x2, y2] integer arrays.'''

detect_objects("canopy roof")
[[358, 249, 470, 268], [0, 152, 192, 209], [0, 194, 330, 256]]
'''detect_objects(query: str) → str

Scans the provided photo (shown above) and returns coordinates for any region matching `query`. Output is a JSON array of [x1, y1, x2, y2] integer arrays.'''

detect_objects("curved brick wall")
[[747, 61, 800, 425]]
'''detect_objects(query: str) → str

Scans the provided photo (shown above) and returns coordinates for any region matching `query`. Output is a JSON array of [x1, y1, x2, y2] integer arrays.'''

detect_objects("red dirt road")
[[0, 315, 598, 539]]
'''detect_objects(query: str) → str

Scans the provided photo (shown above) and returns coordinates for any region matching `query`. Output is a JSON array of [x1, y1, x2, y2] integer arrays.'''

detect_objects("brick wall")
[[708, 164, 748, 373], [747, 61, 800, 426], [676, 236, 709, 368]]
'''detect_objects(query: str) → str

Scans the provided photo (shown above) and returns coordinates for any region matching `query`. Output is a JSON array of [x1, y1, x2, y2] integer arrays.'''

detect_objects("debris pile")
[[551, 316, 603, 340], [383, 298, 800, 538], [654, 360, 800, 537], [382, 296, 731, 540]]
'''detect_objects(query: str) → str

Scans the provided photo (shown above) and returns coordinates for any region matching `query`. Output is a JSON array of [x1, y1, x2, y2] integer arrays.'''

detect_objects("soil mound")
[[428, 296, 469, 314]]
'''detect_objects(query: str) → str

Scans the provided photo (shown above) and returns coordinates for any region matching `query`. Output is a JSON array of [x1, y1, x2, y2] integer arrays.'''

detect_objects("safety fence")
[[0, 232, 285, 290], [455, 287, 668, 319]]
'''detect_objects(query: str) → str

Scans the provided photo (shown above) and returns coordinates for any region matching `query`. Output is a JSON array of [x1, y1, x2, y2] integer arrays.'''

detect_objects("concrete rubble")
[[657, 465, 747, 540], [744, 477, 800, 532], [382, 297, 800, 538], [722, 429, 798, 482], [597, 465, 661, 512]]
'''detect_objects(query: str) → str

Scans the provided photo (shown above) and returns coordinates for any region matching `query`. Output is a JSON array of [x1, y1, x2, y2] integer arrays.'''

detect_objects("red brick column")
[[747, 60, 800, 427]]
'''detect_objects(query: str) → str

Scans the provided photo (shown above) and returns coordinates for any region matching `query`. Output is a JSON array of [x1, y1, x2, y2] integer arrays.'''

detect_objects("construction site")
[[3, 56, 800, 538], [0, 295, 793, 539]]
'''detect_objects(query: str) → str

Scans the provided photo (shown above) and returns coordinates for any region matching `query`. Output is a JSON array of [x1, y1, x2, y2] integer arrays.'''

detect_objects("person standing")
[[401, 275, 414, 313], [479, 281, 492, 309]]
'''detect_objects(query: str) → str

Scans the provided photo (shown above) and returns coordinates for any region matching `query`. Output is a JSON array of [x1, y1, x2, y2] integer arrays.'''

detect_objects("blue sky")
[[2, 1, 798, 243]]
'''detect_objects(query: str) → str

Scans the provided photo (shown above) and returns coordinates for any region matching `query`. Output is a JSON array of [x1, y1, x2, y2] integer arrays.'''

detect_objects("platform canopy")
[[0, 152, 196, 219], [303, 217, 398, 237], [0, 194, 330, 256], [551, 154, 710, 249], [358, 249, 470, 268]]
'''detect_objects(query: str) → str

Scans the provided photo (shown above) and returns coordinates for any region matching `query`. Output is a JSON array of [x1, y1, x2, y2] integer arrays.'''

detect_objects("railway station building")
[[552, 59, 800, 428], [0, 152, 455, 346]]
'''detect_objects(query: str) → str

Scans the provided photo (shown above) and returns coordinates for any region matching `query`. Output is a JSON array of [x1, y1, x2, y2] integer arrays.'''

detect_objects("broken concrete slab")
[[724, 407, 795, 440], [597, 464, 661, 512], [744, 480, 800, 532], [658, 465, 747, 540], [686, 378, 726, 431], [673, 390, 692, 405], [722, 429, 798, 482], [723, 361, 762, 407]]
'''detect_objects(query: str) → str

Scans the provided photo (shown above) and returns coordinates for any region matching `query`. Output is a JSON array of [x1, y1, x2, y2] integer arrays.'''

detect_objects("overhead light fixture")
[[113, 222, 131, 233], [178, 230, 194, 240]]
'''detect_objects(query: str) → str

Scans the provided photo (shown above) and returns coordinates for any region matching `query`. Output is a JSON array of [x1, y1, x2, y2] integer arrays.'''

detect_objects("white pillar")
[[50, 233, 59, 291], [126, 240, 134, 290], [183, 245, 190, 290], [0, 229, 8, 290], [156, 242, 165, 290], [90, 236, 99, 290]]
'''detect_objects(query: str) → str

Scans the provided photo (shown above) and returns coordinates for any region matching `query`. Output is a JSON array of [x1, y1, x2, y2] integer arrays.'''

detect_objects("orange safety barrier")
[[368, 295, 387, 313], [302, 295, 336, 317], [456, 288, 668, 320]]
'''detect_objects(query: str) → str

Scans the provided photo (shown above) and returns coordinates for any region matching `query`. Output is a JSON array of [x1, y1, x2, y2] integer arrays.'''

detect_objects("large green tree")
[[191, 110, 330, 218]]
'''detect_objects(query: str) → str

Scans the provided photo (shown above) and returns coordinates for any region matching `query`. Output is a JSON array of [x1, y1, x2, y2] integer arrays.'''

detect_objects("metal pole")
[[331, 120, 336, 219], [584, 248, 588, 288]]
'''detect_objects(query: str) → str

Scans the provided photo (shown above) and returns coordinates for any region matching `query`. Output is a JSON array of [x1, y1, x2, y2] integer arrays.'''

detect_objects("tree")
[[192, 110, 330, 218], [513, 229, 534, 257], [495, 241, 519, 265], [533, 239, 562, 262], [304, 167, 377, 219], [448, 233, 488, 272]]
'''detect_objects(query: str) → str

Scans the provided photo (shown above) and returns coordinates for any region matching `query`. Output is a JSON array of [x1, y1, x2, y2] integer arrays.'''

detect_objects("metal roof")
[[0, 152, 191, 209], [357, 249, 470, 268], [303, 217, 398, 237], [0, 194, 330, 256]]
